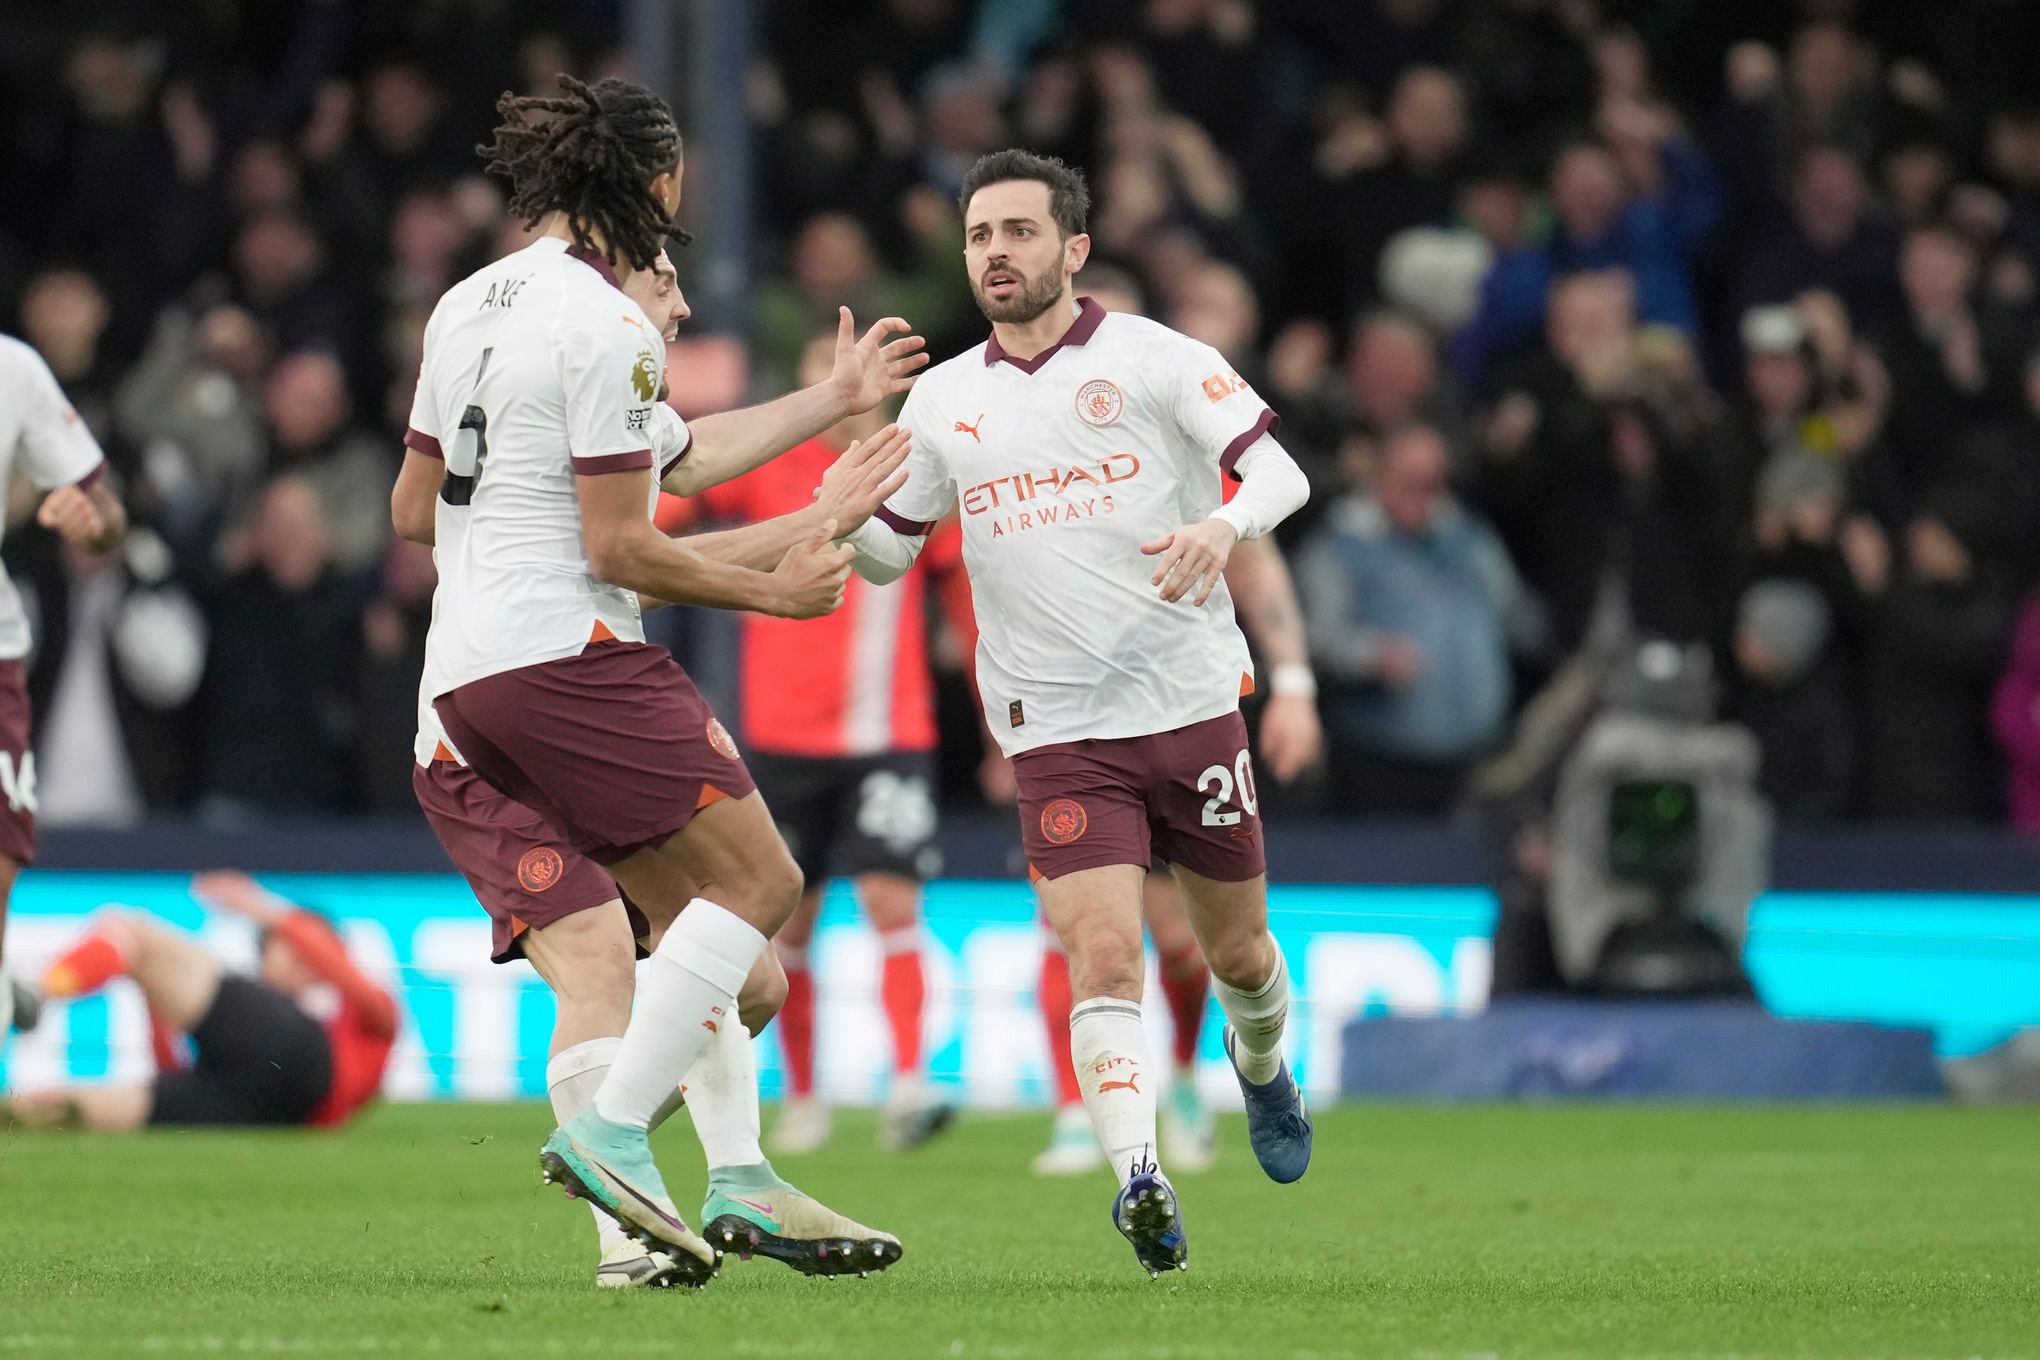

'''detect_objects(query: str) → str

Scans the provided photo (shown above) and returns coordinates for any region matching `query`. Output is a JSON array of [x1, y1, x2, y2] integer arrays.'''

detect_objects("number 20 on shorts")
[[1197, 748, 1258, 827]]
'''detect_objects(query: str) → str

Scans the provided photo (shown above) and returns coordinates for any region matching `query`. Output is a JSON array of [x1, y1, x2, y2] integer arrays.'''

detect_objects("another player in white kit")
[[845, 151, 1313, 1276], [406, 75, 918, 1283], [394, 245, 917, 1286], [0, 336, 128, 1047]]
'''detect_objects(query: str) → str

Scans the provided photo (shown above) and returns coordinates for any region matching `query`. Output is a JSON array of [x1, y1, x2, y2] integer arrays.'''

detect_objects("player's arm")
[[12, 342, 127, 554], [679, 424, 912, 572], [390, 449, 440, 545], [1143, 340, 1308, 605], [844, 389, 956, 584], [663, 307, 926, 496], [1225, 536, 1323, 783]]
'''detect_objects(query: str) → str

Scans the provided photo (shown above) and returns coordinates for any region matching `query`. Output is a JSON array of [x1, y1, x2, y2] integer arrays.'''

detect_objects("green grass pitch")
[[2, 1102, 2037, 1358]]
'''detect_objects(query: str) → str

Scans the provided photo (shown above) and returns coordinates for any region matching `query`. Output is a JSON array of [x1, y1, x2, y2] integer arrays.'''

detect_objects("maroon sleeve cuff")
[[404, 428, 443, 459], [572, 448, 655, 476], [659, 432, 694, 481], [875, 506, 936, 537], [1219, 409, 1281, 481], [74, 460, 109, 493]]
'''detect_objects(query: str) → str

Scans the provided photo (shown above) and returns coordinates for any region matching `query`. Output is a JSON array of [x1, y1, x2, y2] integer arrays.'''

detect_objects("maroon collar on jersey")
[[984, 295, 1105, 374], [565, 244, 623, 292]]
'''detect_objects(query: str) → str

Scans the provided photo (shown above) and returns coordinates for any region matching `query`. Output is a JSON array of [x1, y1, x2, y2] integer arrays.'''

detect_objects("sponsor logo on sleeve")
[[1201, 371, 1249, 403], [630, 350, 660, 402]]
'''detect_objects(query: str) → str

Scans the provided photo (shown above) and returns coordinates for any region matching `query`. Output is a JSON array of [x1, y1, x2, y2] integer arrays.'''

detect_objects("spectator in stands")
[[1346, 311, 1470, 480], [18, 268, 121, 451], [1298, 424, 1526, 814], [114, 305, 269, 548], [193, 476, 364, 818], [1458, 111, 1721, 381], [355, 538, 438, 813], [1735, 144, 1899, 332], [228, 210, 363, 385], [1860, 491, 2021, 821], [1730, 579, 1854, 822], [1992, 590, 2040, 835], [259, 352, 392, 573]]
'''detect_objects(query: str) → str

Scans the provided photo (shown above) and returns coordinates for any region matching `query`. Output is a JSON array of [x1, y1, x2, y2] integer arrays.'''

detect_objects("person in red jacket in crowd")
[[2, 871, 397, 1130], [663, 330, 979, 1153]]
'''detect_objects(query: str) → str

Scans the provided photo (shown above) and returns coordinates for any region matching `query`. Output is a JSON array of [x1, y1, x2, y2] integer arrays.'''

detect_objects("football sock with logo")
[[1038, 943, 1082, 1107], [40, 929, 129, 999], [1069, 996, 1160, 1186], [1212, 945, 1290, 1086], [776, 945, 817, 1099], [547, 1037, 631, 1254], [686, 1012, 781, 1178], [594, 899, 766, 1130], [878, 928, 925, 1074], [1158, 944, 1210, 1069]]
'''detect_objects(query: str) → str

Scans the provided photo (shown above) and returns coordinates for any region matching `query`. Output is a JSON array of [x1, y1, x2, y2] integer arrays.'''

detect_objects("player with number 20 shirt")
[[845, 150, 1314, 1279]]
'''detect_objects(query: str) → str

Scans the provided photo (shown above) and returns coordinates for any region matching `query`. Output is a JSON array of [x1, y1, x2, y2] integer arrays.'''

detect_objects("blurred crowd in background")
[[6, 0, 2040, 831]]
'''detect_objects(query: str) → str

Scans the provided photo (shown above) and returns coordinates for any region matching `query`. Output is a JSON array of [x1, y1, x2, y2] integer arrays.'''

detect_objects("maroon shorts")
[[0, 661, 36, 865], [413, 758, 648, 963], [433, 640, 757, 866], [1013, 710, 1267, 883]]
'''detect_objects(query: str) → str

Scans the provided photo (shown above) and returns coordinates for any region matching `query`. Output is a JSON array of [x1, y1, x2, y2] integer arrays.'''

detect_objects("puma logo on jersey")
[[954, 414, 984, 442]]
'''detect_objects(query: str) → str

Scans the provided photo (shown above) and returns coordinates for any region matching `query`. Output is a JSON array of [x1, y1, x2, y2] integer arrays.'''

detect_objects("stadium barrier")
[[3, 818, 2037, 1105]]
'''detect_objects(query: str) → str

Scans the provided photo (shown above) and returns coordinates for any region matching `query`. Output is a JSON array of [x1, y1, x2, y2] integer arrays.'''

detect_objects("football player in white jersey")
[[844, 151, 1313, 1276], [0, 336, 128, 1049], [395, 247, 917, 1286], [401, 75, 923, 1282]]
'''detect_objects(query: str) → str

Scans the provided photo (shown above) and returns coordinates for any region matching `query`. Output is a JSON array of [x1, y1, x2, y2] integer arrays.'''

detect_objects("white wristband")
[[1270, 662, 1317, 698]]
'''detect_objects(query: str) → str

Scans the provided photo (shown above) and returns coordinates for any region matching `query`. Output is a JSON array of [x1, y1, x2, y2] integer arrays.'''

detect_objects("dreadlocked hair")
[[478, 74, 683, 272]]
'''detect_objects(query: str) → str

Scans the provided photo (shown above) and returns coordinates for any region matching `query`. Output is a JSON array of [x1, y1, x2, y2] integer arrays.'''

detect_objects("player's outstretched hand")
[[833, 307, 928, 415], [1142, 518, 1240, 606], [191, 870, 285, 925], [36, 485, 108, 549], [772, 519, 855, 619], [813, 424, 913, 534]]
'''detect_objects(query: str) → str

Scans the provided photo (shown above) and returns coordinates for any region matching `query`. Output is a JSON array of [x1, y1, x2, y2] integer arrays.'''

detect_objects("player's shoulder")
[[0, 333, 54, 384], [913, 341, 995, 396], [1097, 312, 1215, 370]]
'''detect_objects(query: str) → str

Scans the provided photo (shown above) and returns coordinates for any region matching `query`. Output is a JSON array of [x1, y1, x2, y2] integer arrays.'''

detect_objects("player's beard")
[[973, 264, 1066, 325]]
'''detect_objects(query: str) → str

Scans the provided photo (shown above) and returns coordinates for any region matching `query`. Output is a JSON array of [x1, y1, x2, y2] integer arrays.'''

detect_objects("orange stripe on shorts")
[[696, 783, 730, 810]]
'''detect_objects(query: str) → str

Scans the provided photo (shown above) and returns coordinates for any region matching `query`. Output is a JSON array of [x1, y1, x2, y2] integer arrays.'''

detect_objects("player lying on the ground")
[[844, 149, 1315, 1277], [393, 183, 920, 1283], [669, 328, 976, 1156], [2, 872, 395, 1132], [0, 334, 129, 1041]]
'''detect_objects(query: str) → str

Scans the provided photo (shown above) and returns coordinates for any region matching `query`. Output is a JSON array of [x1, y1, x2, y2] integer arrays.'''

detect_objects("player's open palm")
[[832, 306, 929, 415], [813, 424, 913, 533], [1143, 518, 1240, 606], [772, 520, 855, 619], [36, 485, 107, 548]]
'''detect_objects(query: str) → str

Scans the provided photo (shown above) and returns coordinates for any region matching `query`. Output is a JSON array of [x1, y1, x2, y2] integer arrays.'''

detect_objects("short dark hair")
[[958, 149, 1091, 238], [477, 74, 684, 272]]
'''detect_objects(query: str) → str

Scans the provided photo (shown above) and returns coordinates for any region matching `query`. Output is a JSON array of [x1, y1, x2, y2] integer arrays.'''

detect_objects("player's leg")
[[0, 1084, 150, 1131], [1144, 872, 1217, 1172], [0, 856, 18, 1041], [40, 909, 223, 1032], [1148, 710, 1311, 1184], [1030, 925, 1103, 1175], [0, 659, 36, 1041], [838, 754, 952, 1150], [766, 884, 829, 1153]]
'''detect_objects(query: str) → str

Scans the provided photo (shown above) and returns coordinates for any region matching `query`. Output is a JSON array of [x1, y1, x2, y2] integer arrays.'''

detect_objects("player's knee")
[[1069, 930, 1145, 1001], [1200, 928, 1274, 992], [744, 846, 804, 933]]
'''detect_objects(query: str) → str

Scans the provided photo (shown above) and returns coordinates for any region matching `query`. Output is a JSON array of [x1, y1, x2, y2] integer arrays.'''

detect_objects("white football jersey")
[[411, 326, 691, 766], [410, 237, 690, 708], [0, 336, 109, 660], [882, 298, 1278, 756]]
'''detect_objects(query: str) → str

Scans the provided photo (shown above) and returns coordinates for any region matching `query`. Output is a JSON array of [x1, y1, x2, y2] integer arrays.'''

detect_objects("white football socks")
[[684, 1009, 766, 1171], [1213, 945, 1290, 1085], [547, 1037, 630, 1254], [1069, 996, 1159, 1187], [593, 898, 766, 1129]]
